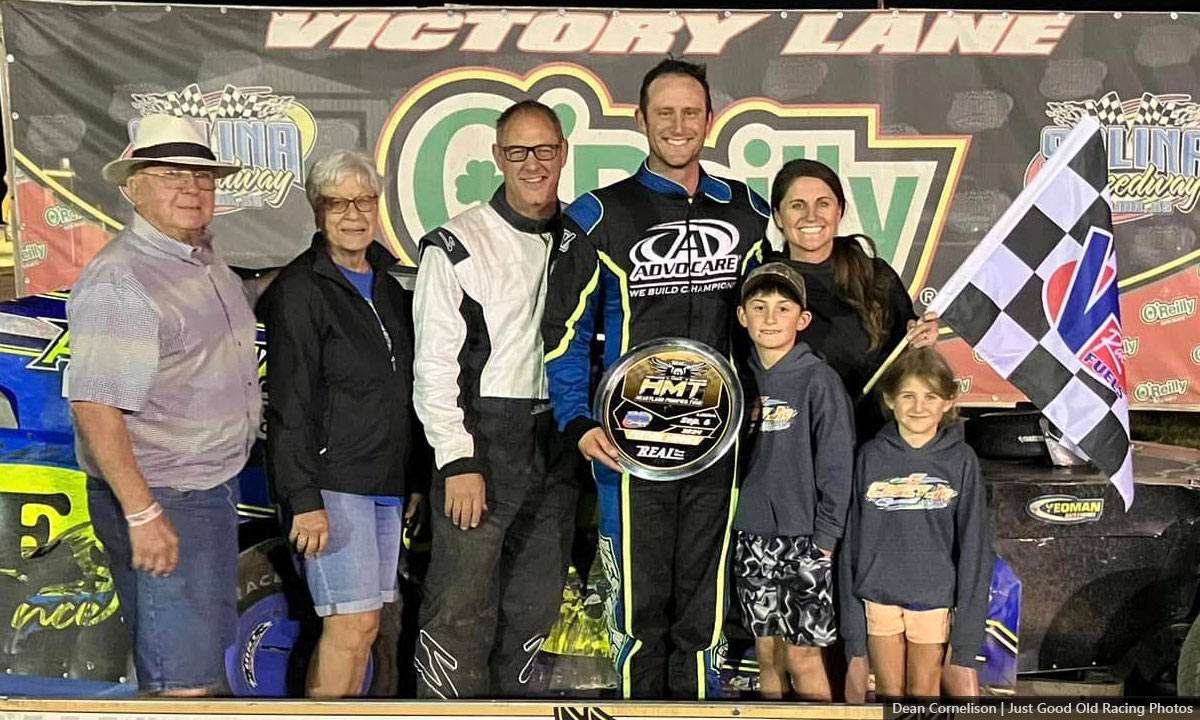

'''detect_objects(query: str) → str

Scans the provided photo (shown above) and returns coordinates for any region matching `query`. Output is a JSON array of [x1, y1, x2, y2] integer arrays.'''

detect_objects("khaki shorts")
[[864, 600, 950, 644]]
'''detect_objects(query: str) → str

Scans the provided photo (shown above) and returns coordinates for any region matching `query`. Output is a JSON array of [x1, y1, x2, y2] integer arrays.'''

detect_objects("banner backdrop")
[[3, 2, 1200, 409]]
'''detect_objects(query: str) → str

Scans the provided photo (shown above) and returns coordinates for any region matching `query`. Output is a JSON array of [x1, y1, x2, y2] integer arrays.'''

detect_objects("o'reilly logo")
[[1026, 494, 1104, 524], [1140, 297, 1196, 325], [376, 63, 967, 277]]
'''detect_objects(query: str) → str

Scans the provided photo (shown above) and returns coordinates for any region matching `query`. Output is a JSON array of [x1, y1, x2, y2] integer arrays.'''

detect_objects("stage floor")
[[0, 699, 884, 720]]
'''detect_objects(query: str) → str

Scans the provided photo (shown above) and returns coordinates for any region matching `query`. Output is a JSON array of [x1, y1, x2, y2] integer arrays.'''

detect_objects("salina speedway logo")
[[124, 83, 316, 213], [377, 64, 968, 281], [1033, 91, 1200, 225]]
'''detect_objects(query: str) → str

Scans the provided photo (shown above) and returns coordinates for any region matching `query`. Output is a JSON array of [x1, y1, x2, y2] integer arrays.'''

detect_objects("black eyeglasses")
[[322, 195, 379, 214], [499, 144, 561, 162], [139, 168, 217, 190]]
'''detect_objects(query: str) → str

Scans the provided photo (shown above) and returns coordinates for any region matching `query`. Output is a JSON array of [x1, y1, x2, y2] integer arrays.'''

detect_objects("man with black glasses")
[[413, 100, 578, 699]]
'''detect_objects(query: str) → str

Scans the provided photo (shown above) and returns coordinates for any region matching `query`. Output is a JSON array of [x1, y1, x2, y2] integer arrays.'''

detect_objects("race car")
[[0, 288, 351, 698]]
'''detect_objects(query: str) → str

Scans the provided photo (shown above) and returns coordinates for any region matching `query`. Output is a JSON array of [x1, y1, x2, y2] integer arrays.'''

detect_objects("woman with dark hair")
[[768, 158, 939, 436], [768, 160, 981, 701]]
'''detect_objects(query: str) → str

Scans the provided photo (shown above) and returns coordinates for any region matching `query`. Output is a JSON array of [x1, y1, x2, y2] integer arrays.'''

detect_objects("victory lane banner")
[[4, 2, 1200, 409]]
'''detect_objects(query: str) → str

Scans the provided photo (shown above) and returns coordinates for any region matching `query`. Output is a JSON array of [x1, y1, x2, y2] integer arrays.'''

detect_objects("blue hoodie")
[[839, 420, 992, 667]]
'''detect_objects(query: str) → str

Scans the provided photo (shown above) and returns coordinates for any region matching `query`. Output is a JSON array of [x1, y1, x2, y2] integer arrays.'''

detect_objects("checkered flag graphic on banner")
[[130, 83, 209, 119], [928, 117, 1134, 508], [1088, 91, 1126, 127], [215, 85, 294, 119], [1133, 92, 1185, 127], [170, 84, 208, 118], [216, 85, 254, 118]]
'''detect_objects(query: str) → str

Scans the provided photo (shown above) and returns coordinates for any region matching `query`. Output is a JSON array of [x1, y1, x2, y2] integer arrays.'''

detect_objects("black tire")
[[1177, 615, 1200, 696], [965, 410, 1050, 461]]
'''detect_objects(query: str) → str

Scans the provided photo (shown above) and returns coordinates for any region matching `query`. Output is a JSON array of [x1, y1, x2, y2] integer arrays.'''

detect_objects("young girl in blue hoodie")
[[840, 347, 991, 698]]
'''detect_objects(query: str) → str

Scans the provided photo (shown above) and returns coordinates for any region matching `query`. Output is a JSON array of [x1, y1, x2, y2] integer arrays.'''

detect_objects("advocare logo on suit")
[[627, 219, 741, 297], [375, 63, 968, 281]]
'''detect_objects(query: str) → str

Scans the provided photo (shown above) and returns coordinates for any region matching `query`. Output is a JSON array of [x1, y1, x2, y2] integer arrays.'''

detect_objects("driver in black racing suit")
[[542, 59, 767, 700]]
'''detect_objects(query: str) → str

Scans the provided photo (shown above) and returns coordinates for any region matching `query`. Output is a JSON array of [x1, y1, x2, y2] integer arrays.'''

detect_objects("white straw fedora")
[[101, 114, 241, 185]]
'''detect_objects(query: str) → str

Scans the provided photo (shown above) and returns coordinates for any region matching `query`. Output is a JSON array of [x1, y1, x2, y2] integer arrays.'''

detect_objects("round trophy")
[[592, 338, 744, 481]]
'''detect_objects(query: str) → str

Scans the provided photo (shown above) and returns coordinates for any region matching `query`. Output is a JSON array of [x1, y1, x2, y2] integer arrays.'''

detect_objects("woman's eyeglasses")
[[322, 195, 379, 214]]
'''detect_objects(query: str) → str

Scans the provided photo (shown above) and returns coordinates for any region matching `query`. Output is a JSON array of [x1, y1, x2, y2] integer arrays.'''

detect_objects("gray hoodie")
[[734, 342, 855, 551], [839, 420, 992, 667]]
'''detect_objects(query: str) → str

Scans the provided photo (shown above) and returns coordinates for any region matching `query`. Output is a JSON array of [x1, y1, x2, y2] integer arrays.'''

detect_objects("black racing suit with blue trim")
[[542, 162, 768, 699]]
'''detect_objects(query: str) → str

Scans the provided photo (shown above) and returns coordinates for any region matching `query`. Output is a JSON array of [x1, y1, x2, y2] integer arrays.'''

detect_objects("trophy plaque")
[[592, 338, 743, 481]]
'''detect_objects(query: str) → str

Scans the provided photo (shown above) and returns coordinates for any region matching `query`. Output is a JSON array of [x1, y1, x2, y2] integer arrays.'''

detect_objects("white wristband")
[[125, 501, 163, 527]]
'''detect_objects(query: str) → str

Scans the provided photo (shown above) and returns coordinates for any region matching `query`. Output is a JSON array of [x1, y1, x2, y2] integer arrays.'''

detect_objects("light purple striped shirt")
[[68, 214, 260, 490]]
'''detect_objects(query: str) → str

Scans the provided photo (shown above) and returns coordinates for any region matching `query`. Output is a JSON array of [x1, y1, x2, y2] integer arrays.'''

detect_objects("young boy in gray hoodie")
[[733, 262, 855, 701]]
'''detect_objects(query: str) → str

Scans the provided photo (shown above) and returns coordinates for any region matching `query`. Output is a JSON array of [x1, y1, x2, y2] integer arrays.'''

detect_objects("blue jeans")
[[87, 477, 238, 692], [302, 490, 403, 617]]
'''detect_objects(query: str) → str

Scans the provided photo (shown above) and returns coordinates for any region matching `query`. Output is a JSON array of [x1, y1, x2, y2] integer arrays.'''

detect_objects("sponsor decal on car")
[[1026, 494, 1104, 524]]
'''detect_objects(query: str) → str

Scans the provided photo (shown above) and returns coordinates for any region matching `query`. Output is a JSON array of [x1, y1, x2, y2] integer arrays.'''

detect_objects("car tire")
[[222, 534, 374, 697], [965, 411, 1050, 461], [1176, 615, 1200, 696], [222, 536, 307, 697]]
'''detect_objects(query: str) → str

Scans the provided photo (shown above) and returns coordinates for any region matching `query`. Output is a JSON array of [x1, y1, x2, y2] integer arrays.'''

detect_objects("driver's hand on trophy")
[[580, 427, 622, 472]]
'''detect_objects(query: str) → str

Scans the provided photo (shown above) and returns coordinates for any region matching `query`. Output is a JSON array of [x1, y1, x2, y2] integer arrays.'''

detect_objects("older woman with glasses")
[[259, 150, 426, 697]]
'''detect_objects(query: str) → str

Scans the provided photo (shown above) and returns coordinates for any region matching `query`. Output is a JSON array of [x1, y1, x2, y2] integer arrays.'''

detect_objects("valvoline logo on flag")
[[1043, 227, 1127, 399]]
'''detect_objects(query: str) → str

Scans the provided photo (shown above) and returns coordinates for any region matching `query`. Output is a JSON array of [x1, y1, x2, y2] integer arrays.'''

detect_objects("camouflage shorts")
[[732, 531, 836, 647]]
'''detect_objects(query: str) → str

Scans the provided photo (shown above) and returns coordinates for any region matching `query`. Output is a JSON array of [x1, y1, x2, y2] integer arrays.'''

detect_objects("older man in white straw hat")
[[68, 114, 259, 695]]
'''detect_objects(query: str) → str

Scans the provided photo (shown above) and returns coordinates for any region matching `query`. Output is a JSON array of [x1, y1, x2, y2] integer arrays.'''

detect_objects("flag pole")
[[860, 335, 909, 398], [861, 327, 954, 398]]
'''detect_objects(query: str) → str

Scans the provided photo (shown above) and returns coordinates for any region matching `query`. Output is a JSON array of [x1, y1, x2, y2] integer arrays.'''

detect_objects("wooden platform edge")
[[0, 698, 885, 720]]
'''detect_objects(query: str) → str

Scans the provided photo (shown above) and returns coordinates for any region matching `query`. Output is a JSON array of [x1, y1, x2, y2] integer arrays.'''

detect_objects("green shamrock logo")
[[455, 159, 503, 205]]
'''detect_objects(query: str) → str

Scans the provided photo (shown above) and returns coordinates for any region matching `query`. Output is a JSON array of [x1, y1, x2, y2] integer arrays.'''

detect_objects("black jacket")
[[260, 233, 427, 515], [773, 249, 917, 438], [839, 421, 992, 666]]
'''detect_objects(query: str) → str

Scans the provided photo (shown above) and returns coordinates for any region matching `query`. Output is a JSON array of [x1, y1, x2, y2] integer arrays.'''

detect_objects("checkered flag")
[[1133, 92, 1185, 127], [216, 85, 254, 118], [929, 117, 1133, 509], [130, 83, 209, 119], [215, 84, 293, 119], [1088, 91, 1127, 127], [171, 83, 209, 118]]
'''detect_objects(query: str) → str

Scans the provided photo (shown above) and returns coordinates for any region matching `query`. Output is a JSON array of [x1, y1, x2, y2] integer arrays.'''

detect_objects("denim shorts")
[[303, 490, 403, 617], [87, 477, 239, 692]]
